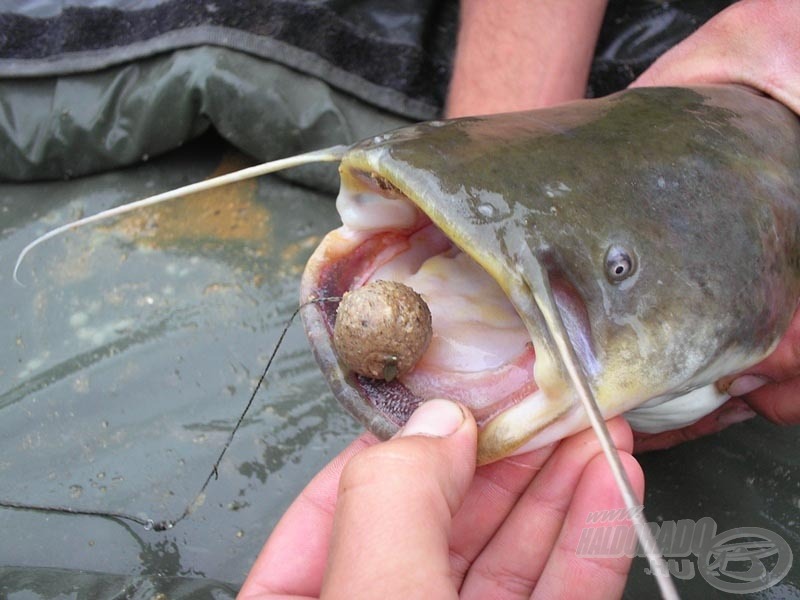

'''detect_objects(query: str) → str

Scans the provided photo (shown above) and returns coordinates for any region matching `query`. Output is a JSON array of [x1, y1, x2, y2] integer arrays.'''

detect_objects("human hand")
[[717, 312, 800, 427], [629, 0, 800, 452], [239, 399, 643, 599], [630, 0, 800, 116]]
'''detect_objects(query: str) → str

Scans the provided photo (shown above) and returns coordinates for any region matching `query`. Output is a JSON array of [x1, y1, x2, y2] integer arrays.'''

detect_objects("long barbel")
[[519, 250, 680, 600], [12, 145, 349, 285]]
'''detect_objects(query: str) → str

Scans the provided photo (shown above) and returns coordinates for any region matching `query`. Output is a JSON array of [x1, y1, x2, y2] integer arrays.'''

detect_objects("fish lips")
[[300, 133, 590, 464]]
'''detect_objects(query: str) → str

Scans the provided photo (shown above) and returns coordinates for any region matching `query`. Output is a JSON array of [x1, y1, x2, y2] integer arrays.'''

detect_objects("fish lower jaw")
[[477, 389, 584, 464]]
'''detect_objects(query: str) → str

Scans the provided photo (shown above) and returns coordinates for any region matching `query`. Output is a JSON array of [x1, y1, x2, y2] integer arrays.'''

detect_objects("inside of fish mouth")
[[313, 168, 543, 427]]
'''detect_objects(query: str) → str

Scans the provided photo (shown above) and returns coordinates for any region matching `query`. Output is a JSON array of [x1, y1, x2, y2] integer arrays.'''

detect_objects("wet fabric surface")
[[0, 48, 409, 185], [589, 0, 736, 97], [0, 566, 239, 600], [628, 420, 800, 599]]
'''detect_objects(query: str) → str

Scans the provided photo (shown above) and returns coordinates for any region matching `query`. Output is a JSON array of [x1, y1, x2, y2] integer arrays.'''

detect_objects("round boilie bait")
[[333, 280, 432, 381]]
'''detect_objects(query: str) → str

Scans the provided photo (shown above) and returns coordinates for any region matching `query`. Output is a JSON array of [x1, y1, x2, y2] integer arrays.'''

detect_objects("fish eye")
[[604, 245, 636, 283]]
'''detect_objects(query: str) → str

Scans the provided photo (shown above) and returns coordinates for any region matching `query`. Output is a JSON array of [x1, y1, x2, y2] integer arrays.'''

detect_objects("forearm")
[[445, 0, 608, 117]]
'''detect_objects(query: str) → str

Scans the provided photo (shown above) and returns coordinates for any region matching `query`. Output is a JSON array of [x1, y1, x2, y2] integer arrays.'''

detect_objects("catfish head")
[[301, 85, 800, 464]]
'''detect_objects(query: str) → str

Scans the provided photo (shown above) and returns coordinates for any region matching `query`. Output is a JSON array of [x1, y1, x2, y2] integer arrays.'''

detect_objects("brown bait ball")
[[333, 280, 432, 381]]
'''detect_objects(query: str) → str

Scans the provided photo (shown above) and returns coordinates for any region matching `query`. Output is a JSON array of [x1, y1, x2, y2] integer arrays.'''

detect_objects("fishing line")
[[0, 296, 341, 531]]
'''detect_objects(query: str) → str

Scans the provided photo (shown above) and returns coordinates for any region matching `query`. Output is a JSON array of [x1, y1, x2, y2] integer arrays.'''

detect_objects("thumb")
[[321, 399, 477, 600]]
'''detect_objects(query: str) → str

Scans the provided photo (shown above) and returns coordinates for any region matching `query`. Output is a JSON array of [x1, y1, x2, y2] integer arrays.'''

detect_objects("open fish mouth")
[[301, 159, 583, 465]]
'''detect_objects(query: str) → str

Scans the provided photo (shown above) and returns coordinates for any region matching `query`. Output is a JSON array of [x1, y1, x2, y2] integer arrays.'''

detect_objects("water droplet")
[[69, 485, 83, 499], [144, 519, 154, 531], [477, 203, 495, 218], [657, 176, 666, 189]]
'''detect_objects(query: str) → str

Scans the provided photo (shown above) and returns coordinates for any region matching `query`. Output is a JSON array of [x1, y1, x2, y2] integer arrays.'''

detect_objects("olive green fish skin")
[[310, 86, 800, 459]]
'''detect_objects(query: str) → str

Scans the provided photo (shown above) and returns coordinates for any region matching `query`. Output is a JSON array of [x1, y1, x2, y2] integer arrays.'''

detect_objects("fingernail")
[[400, 399, 465, 438], [726, 375, 770, 397]]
